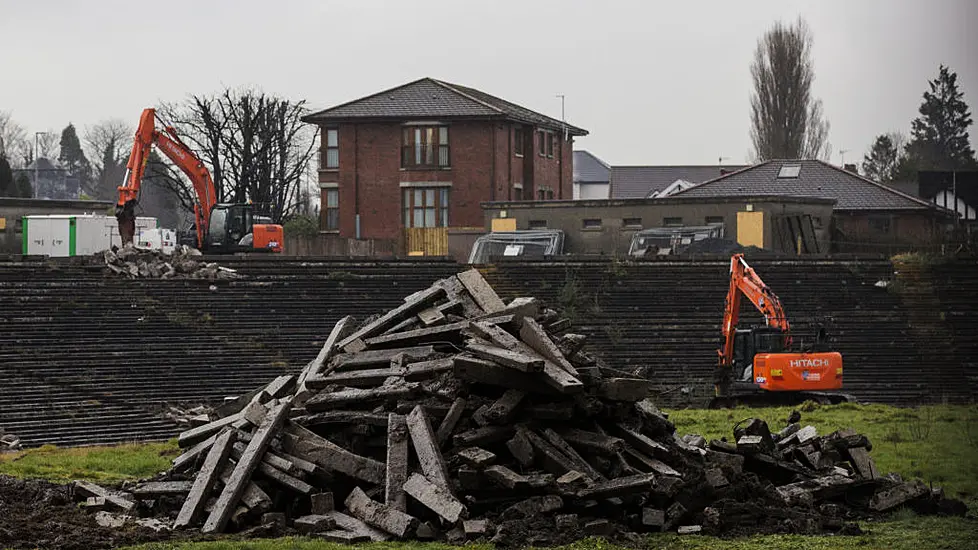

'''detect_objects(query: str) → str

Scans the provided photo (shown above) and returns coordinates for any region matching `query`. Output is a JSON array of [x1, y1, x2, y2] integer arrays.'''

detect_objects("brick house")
[[303, 78, 587, 255]]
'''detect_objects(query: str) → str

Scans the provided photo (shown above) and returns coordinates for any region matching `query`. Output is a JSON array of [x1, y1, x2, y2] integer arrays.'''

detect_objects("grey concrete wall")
[[481, 196, 836, 255], [0, 198, 113, 254]]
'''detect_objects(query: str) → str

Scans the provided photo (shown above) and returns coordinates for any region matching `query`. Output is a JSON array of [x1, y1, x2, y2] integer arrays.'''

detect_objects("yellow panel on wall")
[[491, 218, 517, 232], [0, 217, 5, 230], [737, 211, 765, 248]]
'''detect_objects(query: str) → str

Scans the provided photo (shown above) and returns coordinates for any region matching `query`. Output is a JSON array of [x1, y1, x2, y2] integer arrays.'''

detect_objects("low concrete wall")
[[283, 233, 397, 257]]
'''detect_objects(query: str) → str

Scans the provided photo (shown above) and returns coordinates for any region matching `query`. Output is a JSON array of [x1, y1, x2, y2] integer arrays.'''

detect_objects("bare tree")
[[749, 18, 831, 161], [153, 88, 317, 223], [0, 110, 29, 166], [36, 131, 59, 160], [84, 119, 133, 199]]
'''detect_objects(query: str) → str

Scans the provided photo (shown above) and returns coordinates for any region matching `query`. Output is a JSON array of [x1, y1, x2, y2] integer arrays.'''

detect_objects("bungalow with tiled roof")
[[673, 159, 954, 252]]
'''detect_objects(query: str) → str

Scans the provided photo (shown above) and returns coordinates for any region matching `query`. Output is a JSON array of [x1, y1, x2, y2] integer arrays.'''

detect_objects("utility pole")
[[34, 131, 49, 191], [839, 149, 849, 167]]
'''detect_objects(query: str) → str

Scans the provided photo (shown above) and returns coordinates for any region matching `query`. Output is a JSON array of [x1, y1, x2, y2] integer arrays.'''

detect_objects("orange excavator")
[[713, 253, 846, 407], [116, 108, 284, 253]]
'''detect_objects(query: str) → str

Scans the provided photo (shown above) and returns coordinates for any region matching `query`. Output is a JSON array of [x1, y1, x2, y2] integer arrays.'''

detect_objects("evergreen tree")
[[58, 123, 91, 195], [862, 134, 902, 182], [14, 171, 32, 198], [905, 65, 977, 171], [0, 154, 13, 196]]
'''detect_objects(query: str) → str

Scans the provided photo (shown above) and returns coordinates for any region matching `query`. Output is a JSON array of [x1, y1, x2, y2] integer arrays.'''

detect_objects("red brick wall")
[[317, 120, 570, 240]]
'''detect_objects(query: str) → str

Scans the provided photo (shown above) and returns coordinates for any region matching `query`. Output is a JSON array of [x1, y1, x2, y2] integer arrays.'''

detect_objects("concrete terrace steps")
[[0, 256, 975, 447]]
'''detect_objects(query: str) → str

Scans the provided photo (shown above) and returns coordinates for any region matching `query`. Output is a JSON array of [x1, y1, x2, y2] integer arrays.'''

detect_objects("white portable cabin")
[[22, 214, 159, 257]]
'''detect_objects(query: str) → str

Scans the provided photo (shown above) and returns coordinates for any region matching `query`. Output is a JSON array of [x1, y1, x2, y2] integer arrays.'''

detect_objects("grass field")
[[0, 440, 178, 484], [2, 403, 975, 550]]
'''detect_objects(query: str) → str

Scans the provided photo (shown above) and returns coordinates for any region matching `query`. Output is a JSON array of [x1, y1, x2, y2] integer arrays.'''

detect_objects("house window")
[[323, 189, 339, 231], [536, 187, 554, 200], [402, 126, 449, 169], [622, 217, 642, 228], [402, 187, 449, 228], [663, 217, 683, 227], [705, 216, 724, 225], [322, 128, 339, 169], [529, 220, 548, 229], [869, 215, 891, 234], [515, 128, 524, 156], [538, 131, 546, 157], [547, 133, 555, 158], [583, 219, 602, 229]]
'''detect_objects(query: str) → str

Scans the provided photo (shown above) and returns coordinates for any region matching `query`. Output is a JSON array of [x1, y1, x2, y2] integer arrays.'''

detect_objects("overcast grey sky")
[[1, 0, 975, 166]]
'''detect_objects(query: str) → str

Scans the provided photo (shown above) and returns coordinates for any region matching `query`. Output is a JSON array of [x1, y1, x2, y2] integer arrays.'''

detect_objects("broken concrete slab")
[[73, 481, 136, 513], [175, 428, 236, 529], [294, 514, 336, 534], [869, 480, 929, 512], [403, 473, 468, 523], [325, 511, 391, 542], [457, 268, 506, 313], [345, 486, 419, 538], [337, 286, 446, 351], [202, 398, 292, 534], [132, 481, 193, 496], [283, 424, 385, 484], [386, 414, 409, 512], [406, 405, 452, 493], [457, 447, 497, 469], [465, 342, 544, 373]]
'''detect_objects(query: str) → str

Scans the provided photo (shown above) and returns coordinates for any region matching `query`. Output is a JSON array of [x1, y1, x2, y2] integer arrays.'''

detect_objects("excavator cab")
[[206, 204, 283, 253], [732, 327, 787, 382]]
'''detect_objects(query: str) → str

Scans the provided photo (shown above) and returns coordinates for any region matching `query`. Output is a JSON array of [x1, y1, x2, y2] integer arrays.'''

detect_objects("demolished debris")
[[98, 245, 242, 280], [71, 268, 965, 543]]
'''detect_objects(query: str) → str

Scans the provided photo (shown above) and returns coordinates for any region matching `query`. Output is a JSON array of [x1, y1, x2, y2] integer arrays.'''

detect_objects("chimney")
[[843, 163, 858, 174]]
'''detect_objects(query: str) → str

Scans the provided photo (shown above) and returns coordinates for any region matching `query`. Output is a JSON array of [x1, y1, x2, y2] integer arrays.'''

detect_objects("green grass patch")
[[0, 440, 179, 484], [119, 515, 978, 550], [667, 403, 978, 502]]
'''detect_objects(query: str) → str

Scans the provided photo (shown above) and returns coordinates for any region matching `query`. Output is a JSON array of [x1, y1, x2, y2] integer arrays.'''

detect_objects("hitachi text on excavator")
[[712, 253, 849, 407], [116, 108, 284, 253]]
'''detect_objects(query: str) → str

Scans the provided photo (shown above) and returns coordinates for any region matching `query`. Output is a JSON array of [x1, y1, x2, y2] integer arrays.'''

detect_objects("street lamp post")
[[34, 131, 50, 190]]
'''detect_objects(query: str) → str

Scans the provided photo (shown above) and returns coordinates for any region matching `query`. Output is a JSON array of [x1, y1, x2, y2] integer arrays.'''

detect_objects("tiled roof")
[[610, 165, 746, 198], [673, 160, 940, 211], [573, 150, 610, 183], [304, 78, 587, 136]]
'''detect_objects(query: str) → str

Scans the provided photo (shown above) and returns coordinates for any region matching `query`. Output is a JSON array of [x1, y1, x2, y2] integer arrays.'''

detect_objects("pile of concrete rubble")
[[72, 269, 965, 544], [101, 246, 241, 280]]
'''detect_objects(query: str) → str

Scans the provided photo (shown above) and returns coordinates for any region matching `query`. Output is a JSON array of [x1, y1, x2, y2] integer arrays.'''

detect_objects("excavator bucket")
[[116, 202, 137, 247]]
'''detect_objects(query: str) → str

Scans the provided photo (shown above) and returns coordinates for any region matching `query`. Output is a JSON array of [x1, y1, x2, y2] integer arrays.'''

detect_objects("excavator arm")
[[116, 108, 217, 248], [718, 253, 791, 368]]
